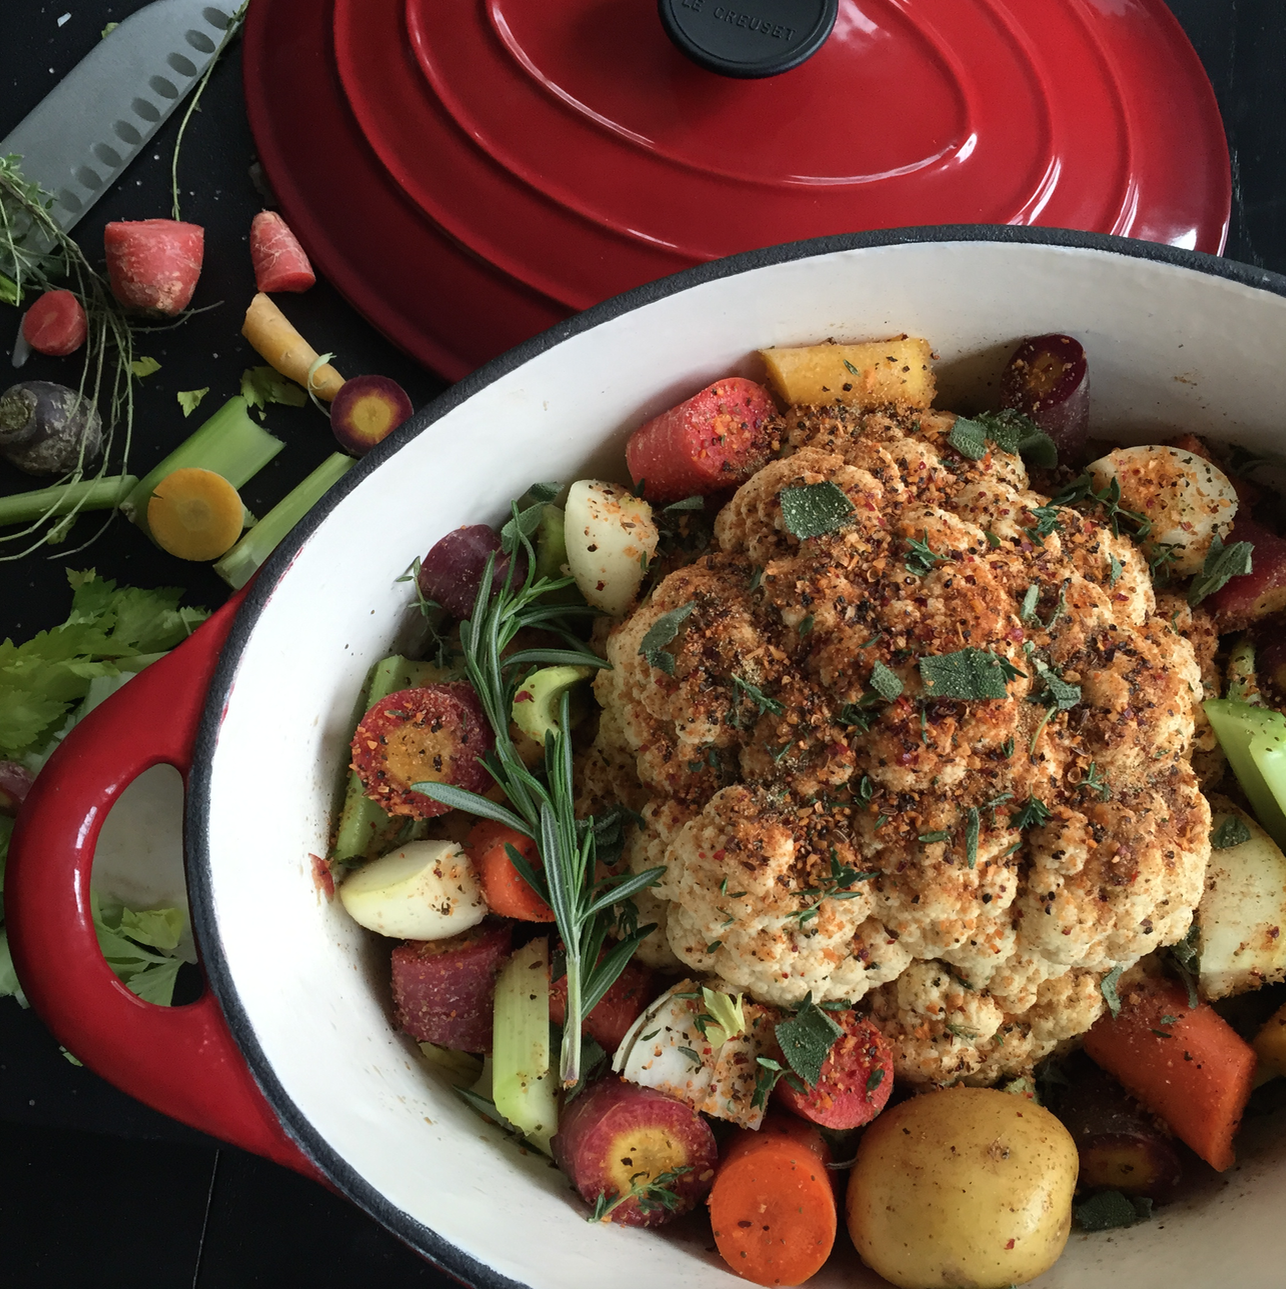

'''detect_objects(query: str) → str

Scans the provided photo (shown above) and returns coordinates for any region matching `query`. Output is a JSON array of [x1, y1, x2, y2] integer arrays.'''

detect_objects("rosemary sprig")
[[414, 514, 663, 1085]]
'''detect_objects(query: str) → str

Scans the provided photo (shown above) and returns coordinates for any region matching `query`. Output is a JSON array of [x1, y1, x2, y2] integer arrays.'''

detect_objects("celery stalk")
[[1205, 699, 1286, 849], [331, 654, 456, 865], [213, 451, 354, 590], [121, 396, 284, 534], [0, 473, 136, 526], [492, 936, 556, 1154]]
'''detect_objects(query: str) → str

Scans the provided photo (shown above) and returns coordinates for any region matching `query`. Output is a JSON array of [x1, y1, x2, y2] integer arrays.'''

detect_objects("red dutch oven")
[[10, 229, 1286, 1288]]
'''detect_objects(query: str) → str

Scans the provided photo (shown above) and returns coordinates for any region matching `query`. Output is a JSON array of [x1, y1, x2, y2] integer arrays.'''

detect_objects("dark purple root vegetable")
[[418, 524, 526, 620], [1259, 635, 1286, 697], [390, 920, 512, 1051], [1000, 334, 1089, 464], [330, 375, 413, 455], [0, 761, 34, 815], [1053, 1063, 1182, 1201], [0, 381, 103, 476]]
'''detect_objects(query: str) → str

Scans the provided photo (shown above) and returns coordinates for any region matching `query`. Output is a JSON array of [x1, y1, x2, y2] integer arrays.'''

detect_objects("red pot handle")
[[6, 592, 320, 1180]]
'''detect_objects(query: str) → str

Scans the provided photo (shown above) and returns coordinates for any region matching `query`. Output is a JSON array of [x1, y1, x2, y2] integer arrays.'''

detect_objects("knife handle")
[[6, 591, 321, 1181]]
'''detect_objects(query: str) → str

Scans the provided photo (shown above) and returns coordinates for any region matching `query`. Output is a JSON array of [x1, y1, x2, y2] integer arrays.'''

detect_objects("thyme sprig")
[[590, 1166, 693, 1223], [413, 516, 662, 1085]]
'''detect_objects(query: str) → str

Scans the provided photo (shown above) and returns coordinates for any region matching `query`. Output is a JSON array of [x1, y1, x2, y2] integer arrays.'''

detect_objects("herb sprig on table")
[[412, 508, 663, 1085]]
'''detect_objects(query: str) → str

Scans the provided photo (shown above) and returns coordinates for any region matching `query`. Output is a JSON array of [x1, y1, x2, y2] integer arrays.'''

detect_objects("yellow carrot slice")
[[147, 467, 246, 560], [241, 292, 344, 401]]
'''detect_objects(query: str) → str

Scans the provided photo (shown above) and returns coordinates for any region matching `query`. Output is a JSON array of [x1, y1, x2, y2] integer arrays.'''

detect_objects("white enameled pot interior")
[[201, 239, 1286, 1289]]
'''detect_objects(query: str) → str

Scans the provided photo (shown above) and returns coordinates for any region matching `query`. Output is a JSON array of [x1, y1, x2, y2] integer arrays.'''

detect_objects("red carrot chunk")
[[774, 1010, 893, 1129], [551, 1077, 718, 1227], [1206, 515, 1286, 627], [465, 819, 554, 922], [350, 683, 494, 819], [21, 289, 87, 356], [626, 377, 777, 503], [549, 958, 654, 1052], [104, 219, 204, 314], [1082, 976, 1256, 1172], [390, 920, 511, 1051], [249, 210, 316, 293], [708, 1113, 837, 1286]]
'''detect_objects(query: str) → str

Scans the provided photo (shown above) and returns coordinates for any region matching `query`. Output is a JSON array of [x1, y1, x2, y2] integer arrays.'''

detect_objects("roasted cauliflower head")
[[585, 403, 1211, 1085]]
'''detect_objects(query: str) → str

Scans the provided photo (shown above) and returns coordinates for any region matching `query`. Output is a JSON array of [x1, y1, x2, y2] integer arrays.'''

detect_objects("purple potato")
[[418, 524, 526, 620], [1000, 335, 1090, 463]]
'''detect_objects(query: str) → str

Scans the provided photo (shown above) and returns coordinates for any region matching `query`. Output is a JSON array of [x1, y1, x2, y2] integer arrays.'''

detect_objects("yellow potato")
[[1087, 443, 1237, 575], [847, 1086, 1077, 1289], [759, 336, 935, 408]]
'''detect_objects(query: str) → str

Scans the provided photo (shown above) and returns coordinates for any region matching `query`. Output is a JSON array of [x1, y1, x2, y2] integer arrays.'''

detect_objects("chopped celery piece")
[[1227, 637, 1263, 706], [419, 1042, 485, 1089], [1205, 699, 1286, 849], [534, 504, 567, 580], [121, 396, 284, 535], [492, 936, 556, 1154], [214, 450, 355, 589], [331, 654, 455, 864], [511, 664, 594, 745], [0, 473, 137, 527]]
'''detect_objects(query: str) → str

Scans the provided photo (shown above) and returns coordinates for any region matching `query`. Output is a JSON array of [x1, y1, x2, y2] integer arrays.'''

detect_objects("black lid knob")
[[658, 0, 838, 79]]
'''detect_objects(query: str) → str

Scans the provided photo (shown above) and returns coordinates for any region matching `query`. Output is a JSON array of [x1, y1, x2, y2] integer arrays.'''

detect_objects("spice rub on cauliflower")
[[586, 401, 1211, 1086]]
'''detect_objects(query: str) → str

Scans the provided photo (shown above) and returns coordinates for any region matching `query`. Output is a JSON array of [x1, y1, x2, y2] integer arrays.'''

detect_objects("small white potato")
[[847, 1086, 1077, 1289], [339, 839, 487, 940], [563, 479, 658, 616], [1087, 443, 1237, 575]]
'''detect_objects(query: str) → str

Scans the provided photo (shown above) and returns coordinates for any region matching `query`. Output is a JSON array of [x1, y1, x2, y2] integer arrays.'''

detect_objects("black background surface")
[[1, 2, 1282, 1285]]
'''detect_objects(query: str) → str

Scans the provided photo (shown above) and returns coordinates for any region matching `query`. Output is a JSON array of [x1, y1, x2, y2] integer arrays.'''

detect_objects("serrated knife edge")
[[1, 0, 241, 231]]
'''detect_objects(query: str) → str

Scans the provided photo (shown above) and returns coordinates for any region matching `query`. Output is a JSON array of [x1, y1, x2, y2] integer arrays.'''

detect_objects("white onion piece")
[[339, 840, 487, 940], [563, 479, 658, 616]]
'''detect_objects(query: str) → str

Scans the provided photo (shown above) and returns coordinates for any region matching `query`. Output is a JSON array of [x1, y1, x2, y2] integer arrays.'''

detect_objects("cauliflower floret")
[[587, 406, 1210, 1085]]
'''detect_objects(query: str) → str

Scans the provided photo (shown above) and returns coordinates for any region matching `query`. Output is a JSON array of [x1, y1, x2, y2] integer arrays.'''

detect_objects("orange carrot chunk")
[[1082, 976, 1256, 1172], [465, 818, 554, 922], [708, 1114, 837, 1287]]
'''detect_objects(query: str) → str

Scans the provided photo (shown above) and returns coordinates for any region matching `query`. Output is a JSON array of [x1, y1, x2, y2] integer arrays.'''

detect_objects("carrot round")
[[465, 818, 554, 922], [708, 1114, 836, 1287], [1082, 976, 1256, 1172], [146, 467, 244, 560]]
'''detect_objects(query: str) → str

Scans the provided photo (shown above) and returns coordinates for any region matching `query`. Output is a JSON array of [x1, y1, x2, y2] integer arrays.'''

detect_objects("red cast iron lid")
[[243, 0, 1230, 378]]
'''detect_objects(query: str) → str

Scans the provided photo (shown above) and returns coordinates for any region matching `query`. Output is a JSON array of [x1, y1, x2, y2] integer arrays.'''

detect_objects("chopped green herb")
[[1075, 1190, 1153, 1232], [1189, 534, 1254, 607], [177, 387, 209, 418], [589, 1165, 694, 1223], [965, 807, 980, 869], [732, 675, 783, 718], [663, 495, 706, 512], [865, 1067, 885, 1095], [1011, 795, 1052, 831], [705, 941, 723, 954], [858, 631, 884, 649], [918, 830, 950, 844], [772, 741, 794, 763], [950, 410, 1058, 468], [1211, 815, 1252, 849], [873, 814, 889, 830], [798, 613, 815, 637], [1050, 473, 1151, 541], [1108, 552, 1124, 586], [638, 601, 696, 675], [241, 364, 308, 415], [1100, 965, 1124, 1019], [1033, 658, 1081, 712], [751, 1056, 786, 1109], [985, 530, 1001, 549], [677, 1045, 702, 1067], [1019, 583, 1041, 622], [129, 355, 160, 378], [919, 648, 1024, 701], [904, 531, 946, 577], [1167, 923, 1201, 1009], [843, 358, 861, 376], [1024, 504, 1063, 544], [869, 661, 903, 702], [1082, 761, 1110, 801], [779, 482, 855, 540], [775, 994, 843, 1087]]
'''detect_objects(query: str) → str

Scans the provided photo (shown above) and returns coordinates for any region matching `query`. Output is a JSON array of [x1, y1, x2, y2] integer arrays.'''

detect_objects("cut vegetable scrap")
[[249, 210, 316, 293], [147, 467, 246, 560], [330, 375, 413, 455], [21, 289, 87, 356], [104, 219, 204, 315], [242, 292, 343, 401]]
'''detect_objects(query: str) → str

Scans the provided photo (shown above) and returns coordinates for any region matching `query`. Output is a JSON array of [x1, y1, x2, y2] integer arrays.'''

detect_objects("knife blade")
[[0, 0, 241, 232]]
